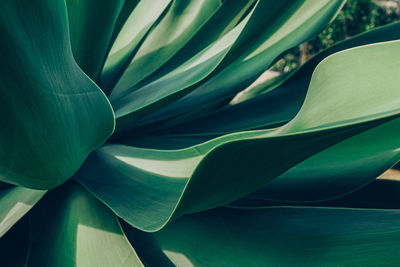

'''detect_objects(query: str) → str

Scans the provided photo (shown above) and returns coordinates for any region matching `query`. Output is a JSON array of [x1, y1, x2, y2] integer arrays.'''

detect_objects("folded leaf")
[[78, 39, 400, 231], [148, 21, 400, 137], [127, 0, 256, 91], [231, 178, 400, 208], [77, 119, 386, 231]]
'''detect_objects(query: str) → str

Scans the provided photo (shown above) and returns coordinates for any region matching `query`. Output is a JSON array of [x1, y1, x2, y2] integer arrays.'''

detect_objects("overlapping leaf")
[[25, 182, 143, 267], [119, 179, 400, 266], [111, 1, 257, 133], [0, 217, 30, 267], [131, 190, 400, 266], [0, 185, 45, 237], [66, 0, 125, 80], [77, 39, 400, 231], [145, 21, 400, 138], [110, 0, 346, 136], [2, 1, 400, 266]]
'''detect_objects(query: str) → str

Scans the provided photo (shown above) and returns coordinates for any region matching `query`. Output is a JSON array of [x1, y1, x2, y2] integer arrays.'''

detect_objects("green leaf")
[[0, 0, 115, 189], [66, 0, 125, 80], [230, 70, 291, 105], [142, 19, 400, 138], [100, 0, 171, 92], [124, 178, 400, 266], [0, 186, 46, 237], [135, 205, 400, 266], [232, 178, 400, 208], [108, 0, 222, 99], [131, 0, 345, 129], [77, 39, 400, 231], [111, 2, 256, 133], [26, 182, 143, 267], [128, 0, 256, 91], [77, 120, 384, 231]]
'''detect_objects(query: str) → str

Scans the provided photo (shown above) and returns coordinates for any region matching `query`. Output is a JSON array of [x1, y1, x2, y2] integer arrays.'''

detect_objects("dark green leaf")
[[66, 0, 125, 80], [0, 186, 45, 237], [0, 0, 115, 189], [137, 205, 400, 266]]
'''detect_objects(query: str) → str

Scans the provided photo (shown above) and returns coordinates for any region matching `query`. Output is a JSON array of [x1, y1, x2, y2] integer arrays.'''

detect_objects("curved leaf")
[[146, 21, 400, 137], [127, 0, 256, 91], [109, 0, 222, 99], [26, 182, 143, 267], [111, 3, 257, 133], [66, 0, 125, 80], [129, 0, 345, 130], [100, 0, 172, 93], [78, 39, 400, 231], [0, 186, 46, 237], [0, 0, 115, 189], [242, 117, 400, 202], [231, 178, 400, 208], [133, 205, 400, 266]]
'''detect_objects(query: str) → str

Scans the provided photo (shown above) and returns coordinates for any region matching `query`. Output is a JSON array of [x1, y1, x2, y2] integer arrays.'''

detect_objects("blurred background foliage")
[[272, 0, 400, 72]]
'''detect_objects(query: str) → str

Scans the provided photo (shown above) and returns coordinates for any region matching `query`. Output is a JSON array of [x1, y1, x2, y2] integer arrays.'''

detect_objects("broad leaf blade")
[[136, 206, 400, 266], [78, 39, 400, 231], [26, 183, 143, 267], [66, 0, 125, 80], [0, 0, 115, 189]]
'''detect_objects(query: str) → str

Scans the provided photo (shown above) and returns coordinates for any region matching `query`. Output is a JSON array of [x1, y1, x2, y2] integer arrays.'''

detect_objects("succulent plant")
[[2, 0, 400, 266]]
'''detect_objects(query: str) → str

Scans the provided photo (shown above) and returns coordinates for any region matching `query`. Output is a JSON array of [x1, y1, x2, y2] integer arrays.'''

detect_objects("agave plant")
[[2, 0, 400, 265]]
